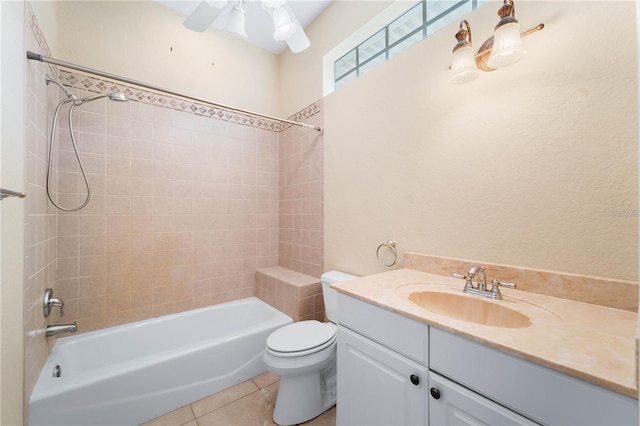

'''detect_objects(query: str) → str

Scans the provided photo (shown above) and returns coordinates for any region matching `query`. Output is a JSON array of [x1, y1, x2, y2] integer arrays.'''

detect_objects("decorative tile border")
[[404, 252, 638, 312], [58, 69, 322, 134], [27, 3, 57, 76], [27, 3, 51, 58]]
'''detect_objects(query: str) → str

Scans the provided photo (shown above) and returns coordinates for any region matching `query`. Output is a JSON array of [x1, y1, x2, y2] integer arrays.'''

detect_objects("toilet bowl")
[[263, 270, 356, 425]]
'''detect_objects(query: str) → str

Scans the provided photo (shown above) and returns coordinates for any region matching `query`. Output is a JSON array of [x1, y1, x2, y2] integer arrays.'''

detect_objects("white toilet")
[[263, 270, 356, 425]]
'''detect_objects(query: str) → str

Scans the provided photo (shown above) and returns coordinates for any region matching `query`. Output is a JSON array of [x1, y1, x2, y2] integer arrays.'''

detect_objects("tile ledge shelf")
[[404, 252, 638, 312]]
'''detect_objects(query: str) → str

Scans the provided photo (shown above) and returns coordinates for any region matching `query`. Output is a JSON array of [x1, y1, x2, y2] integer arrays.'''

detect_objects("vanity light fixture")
[[448, 0, 544, 84]]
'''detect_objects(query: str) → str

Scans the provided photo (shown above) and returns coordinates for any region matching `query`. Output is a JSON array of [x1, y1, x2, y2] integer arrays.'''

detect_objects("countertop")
[[331, 268, 638, 398]]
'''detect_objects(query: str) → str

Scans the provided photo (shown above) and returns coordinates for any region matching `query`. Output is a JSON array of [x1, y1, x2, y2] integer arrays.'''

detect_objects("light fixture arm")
[[453, 20, 473, 53]]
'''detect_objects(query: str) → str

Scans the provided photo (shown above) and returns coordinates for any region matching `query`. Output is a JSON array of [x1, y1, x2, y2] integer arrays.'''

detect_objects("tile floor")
[[141, 372, 336, 426]]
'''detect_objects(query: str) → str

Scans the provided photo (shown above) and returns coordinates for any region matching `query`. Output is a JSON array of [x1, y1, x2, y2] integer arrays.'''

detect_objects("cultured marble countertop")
[[331, 268, 638, 398]]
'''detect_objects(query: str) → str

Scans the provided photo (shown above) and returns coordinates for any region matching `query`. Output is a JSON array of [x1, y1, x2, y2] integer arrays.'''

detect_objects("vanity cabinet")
[[336, 293, 639, 426], [428, 371, 538, 425], [336, 293, 429, 425], [337, 326, 427, 425]]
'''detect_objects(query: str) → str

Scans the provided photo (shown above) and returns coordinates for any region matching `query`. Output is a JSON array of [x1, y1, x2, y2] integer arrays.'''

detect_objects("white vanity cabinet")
[[428, 371, 538, 426], [336, 293, 639, 426], [430, 328, 638, 426], [337, 326, 427, 425], [337, 293, 429, 425]]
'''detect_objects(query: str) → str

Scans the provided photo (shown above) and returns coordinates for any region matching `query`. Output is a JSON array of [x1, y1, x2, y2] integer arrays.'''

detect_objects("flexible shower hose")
[[46, 98, 92, 212]]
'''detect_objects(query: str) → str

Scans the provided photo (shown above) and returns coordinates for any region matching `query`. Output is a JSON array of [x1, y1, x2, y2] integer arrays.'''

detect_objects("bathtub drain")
[[52, 364, 61, 378]]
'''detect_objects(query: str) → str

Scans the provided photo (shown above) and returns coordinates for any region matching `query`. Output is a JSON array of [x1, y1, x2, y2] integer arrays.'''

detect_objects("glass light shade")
[[272, 7, 297, 41], [224, 5, 248, 38], [263, 0, 286, 8], [486, 21, 526, 68], [448, 45, 479, 84]]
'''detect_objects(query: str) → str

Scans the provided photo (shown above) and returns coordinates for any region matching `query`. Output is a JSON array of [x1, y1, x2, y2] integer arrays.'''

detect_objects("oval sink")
[[407, 291, 532, 328]]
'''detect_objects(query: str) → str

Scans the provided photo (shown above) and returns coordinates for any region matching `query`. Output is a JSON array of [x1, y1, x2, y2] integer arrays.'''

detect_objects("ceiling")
[[155, 0, 332, 54]]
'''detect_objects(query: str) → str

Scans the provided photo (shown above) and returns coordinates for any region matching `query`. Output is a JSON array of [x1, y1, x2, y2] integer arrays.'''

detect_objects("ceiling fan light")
[[272, 6, 297, 41], [263, 0, 286, 8], [224, 4, 248, 38]]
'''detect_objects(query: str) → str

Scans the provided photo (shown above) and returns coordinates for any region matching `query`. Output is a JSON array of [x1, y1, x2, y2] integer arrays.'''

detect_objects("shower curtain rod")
[[26, 51, 323, 133]]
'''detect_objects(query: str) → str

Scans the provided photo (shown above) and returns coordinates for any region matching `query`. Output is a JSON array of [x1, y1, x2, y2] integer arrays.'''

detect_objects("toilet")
[[263, 270, 356, 425]]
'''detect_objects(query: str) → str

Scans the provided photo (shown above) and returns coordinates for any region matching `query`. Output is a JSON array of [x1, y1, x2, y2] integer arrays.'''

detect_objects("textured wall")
[[56, 1, 280, 116], [324, 1, 638, 281]]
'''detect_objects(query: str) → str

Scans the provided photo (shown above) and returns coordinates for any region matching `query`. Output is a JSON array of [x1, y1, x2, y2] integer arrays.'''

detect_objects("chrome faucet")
[[467, 265, 487, 291], [46, 322, 78, 338], [43, 288, 65, 317], [452, 265, 516, 299]]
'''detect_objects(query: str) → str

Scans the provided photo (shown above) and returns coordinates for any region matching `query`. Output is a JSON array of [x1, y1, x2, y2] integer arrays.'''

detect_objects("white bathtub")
[[29, 297, 292, 425]]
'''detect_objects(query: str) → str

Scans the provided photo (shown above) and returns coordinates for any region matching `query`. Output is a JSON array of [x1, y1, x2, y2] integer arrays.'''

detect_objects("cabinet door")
[[429, 372, 539, 426], [337, 326, 427, 426]]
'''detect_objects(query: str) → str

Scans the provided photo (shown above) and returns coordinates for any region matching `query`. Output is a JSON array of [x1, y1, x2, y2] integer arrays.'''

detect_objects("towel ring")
[[376, 240, 397, 267]]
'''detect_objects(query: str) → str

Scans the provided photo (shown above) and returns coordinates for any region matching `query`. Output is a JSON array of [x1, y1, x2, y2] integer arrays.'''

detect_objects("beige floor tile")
[[195, 391, 276, 426], [191, 380, 259, 418], [251, 371, 280, 389], [260, 381, 279, 406], [141, 405, 195, 426]]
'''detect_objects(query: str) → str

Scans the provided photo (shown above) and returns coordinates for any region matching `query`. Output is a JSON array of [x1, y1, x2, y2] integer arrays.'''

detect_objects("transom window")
[[333, 0, 486, 90]]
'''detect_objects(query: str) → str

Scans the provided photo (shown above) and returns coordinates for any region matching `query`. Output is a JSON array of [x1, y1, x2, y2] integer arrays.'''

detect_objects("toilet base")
[[272, 359, 337, 425]]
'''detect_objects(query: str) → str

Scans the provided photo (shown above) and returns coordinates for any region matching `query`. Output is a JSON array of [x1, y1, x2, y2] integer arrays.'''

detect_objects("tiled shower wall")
[[53, 92, 281, 331], [278, 109, 324, 278], [24, 4, 58, 406]]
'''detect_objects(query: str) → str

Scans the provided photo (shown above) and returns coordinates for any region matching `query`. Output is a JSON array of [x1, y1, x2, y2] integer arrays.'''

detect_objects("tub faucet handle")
[[43, 288, 65, 318]]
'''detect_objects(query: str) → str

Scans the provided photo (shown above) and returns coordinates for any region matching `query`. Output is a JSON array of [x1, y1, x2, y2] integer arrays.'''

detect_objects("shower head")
[[108, 93, 128, 102], [75, 92, 128, 105]]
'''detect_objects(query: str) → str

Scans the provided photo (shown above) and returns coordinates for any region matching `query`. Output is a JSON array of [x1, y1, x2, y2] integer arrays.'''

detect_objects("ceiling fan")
[[184, 0, 311, 53]]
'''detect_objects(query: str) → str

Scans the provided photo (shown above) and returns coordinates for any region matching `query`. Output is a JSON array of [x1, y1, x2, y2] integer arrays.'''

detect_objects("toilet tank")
[[321, 270, 357, 322]]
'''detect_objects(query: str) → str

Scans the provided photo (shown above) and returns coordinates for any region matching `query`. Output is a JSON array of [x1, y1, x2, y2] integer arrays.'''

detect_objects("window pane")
[[426, 0, 468, 21], [388, 2, 423, 45], [358, 29, 386, 64], [427, 1, 472, 36], [335, 70, 357, 90], [389, 31, 423, 60], [335, 49, 357, 79], [359, 53, 386, 76]]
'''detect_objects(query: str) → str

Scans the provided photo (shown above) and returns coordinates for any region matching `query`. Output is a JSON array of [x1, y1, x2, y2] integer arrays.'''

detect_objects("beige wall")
[[278, 0, 393, 117], [324, 1, 638, 281], [55, 1, 280, 116]]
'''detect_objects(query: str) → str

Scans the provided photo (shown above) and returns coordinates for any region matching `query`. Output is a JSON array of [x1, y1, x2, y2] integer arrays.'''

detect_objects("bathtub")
[[29, 297, 292, 425]]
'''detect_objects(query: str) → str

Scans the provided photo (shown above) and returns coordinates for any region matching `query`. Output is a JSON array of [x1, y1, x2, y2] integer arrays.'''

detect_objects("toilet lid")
[[266, 321, 336, 353]]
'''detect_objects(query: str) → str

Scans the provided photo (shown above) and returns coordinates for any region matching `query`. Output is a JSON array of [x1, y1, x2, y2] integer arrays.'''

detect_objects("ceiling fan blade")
[[184, 1, 227, 32], [283, 3, 310, 53]]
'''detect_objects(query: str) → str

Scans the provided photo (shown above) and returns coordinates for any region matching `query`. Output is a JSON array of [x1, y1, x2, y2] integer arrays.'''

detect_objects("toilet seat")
[[266, 321, 336, 358]]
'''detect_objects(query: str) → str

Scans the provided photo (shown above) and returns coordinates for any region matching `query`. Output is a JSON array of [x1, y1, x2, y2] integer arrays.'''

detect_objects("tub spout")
[[46, 322, 78, 338]]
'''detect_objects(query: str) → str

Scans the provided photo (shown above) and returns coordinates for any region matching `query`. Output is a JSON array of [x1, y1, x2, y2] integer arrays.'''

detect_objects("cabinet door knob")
[[430, 387, 441, 399], [410, 375, 420, 385]]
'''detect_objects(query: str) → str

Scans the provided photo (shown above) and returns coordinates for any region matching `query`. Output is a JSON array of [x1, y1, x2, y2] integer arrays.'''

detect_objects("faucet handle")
[[490, 279, 516, 298], [43, 288, 65, 318], [491, 279, 516, 289], [452, 273, 474, 290]]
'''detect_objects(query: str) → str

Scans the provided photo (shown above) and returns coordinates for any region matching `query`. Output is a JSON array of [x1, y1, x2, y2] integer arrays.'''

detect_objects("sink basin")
[[407, 291, 532, 328]]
